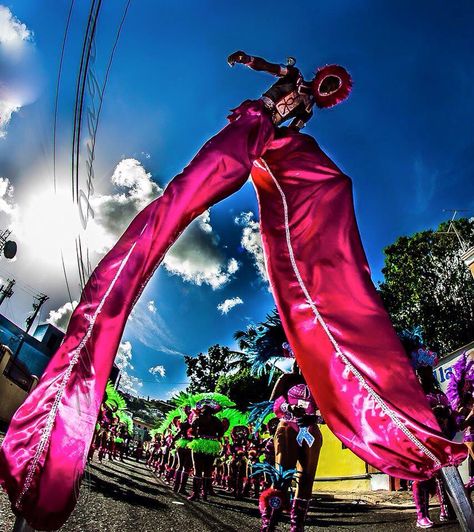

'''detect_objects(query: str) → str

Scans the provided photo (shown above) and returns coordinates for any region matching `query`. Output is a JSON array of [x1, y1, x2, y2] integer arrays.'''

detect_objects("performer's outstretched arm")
[[227, 50, 284, 76]]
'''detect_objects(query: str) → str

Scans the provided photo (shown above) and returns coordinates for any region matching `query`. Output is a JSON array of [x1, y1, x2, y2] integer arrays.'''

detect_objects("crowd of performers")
[[86, 331, 474, 532], [87, 382, 136, 464], [141, 376, 323, 532]]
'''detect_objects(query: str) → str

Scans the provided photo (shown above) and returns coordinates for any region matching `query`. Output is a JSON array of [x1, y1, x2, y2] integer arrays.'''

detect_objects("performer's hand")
[[296, 415, 317, 428], [228, 50, 251, 66], [288, 405, 305, 418]]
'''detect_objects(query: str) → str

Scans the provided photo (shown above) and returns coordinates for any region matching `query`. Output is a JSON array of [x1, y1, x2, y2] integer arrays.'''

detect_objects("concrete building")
[[0, 314, 64, 378], [133, 418, 155, 441], [0, 313, 120, 426]]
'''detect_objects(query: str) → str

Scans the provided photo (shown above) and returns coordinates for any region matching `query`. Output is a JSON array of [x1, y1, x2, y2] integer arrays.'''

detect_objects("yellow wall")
[[313, 424, 370, 492]]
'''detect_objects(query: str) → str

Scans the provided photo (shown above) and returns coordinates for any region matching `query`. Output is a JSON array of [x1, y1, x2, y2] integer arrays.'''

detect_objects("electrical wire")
[[53, 0, 76, 194]]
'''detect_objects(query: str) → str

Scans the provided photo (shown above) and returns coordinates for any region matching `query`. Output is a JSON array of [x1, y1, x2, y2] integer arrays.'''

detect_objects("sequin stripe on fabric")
[[15, 233, 143, 509], [255, 159, 441, 467]]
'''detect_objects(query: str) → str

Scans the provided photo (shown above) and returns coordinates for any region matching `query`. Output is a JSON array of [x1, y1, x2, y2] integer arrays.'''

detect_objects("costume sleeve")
[[446, 355, 466, 426]]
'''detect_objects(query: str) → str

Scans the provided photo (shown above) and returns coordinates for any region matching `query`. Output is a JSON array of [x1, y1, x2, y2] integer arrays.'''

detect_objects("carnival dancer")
[[447, 348, 474, 491], [163, 427, 178, 484], [187, 399, 224, 502], [173, 411, 193, 495], [262, 417, 279, 489], [228, 425, 250, 499], [268, 360, 322, 532], [244, 448, 262, 499], [410, 348, 457, 528], [221, 436, 233, 492], [113, 424, 127, 462], [147, 434, 161, 468], [0, 51, 467, 530]]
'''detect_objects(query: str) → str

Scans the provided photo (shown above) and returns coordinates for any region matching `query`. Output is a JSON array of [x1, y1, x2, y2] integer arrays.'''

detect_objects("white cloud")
[[235, 212, 268, 281], [0, 177, 18, 217], [87, 158, 164, 253], [165, 386, 186, 400], [0, 6, 34, 138], [47, 300, 78, 332], [115, 340, 134, 371], [118, 373, 143, 396], [228, 258, 239, 274], [162, 211, 239, 290], [128, 299, 187, 357], [149, 364, 166, 378], [87, 159, 239, 290], [0, 101, 21, 139], [115, 340, 143, 395], [217, 296, 244, 315], [0, 6, 32, 48], [198, 210, 213, 233]]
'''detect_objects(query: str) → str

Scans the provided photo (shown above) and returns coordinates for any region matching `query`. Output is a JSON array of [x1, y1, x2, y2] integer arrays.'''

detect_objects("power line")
[[71, 0, 102, 202], [53, 0, 76, 194]]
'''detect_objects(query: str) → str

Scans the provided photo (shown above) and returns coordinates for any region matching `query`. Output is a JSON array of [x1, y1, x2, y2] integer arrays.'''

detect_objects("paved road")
[[1, 457, 462, 531]]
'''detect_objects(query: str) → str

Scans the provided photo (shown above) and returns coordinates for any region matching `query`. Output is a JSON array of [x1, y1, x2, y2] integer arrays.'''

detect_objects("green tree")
[[215, 368, 277, 410], [379, 218, 474, 354], [184, 344, 247, 393]]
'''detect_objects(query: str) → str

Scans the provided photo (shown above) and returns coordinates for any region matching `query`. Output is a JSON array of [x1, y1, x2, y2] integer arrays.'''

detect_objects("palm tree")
[[233, 309, 288, 377]]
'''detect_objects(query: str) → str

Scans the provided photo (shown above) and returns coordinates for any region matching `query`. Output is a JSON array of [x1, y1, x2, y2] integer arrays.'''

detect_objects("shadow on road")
[[82, 461, 167, 511]]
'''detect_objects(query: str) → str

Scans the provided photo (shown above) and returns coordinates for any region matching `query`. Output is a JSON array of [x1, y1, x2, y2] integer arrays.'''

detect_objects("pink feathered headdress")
[[312, 65, 352, 109]]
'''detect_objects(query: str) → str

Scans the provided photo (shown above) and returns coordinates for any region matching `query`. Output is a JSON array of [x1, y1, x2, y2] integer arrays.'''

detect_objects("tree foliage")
[[184, 344, 247, 394], [215, 368, 276, 410], [379, 218, 474, 354]]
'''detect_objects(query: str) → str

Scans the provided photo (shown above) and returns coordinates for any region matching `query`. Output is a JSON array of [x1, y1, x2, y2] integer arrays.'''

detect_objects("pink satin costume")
[[0, 99, 466, 529]]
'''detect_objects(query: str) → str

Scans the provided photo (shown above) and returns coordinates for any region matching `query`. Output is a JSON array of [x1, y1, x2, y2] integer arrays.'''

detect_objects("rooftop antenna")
[[437, 209, 470, 252], [437, 210, 474, 281]]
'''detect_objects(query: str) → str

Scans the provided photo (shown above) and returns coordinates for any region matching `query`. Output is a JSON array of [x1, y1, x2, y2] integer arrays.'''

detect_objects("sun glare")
[[18, 188, 83, 267]]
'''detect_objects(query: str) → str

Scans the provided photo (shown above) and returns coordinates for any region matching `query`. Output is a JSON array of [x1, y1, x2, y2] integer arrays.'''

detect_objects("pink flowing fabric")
[[0, 101, 274, 530], [0, 102, 466, 529], [250, 129, 466, 479]]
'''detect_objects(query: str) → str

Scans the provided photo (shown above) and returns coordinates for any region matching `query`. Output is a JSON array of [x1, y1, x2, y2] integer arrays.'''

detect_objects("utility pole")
[[24, 293, 49, 334], [12, 293, 49, 363], [0, 278, 15, 307]]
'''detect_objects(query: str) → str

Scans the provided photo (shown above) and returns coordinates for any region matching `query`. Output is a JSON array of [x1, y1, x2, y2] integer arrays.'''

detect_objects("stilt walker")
[[0, 51, 469, 530]]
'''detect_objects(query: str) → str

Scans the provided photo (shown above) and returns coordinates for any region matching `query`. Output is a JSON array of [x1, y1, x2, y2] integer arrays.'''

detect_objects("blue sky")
[[0, 1, 473, 399]]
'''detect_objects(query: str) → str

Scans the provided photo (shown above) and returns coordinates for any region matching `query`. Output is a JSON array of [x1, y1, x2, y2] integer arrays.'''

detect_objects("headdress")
[[104, 381, 127, 411], [312, 65, 352, 109], [195, 398, 222, 413], [398, 328, 438, 369]]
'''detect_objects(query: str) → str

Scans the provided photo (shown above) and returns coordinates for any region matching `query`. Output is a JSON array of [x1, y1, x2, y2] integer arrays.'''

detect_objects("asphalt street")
[[0, 457, 462, 531]]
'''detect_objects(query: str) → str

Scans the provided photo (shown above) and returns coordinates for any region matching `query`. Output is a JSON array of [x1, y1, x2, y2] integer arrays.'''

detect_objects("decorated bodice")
[[274, 383, 317, 422], [192, 415, 222, 439], [262, 66, 313, 127]]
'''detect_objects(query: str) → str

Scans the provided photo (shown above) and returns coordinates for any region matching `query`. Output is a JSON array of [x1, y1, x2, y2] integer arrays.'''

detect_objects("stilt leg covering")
[[250, 133, 467, 480]]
